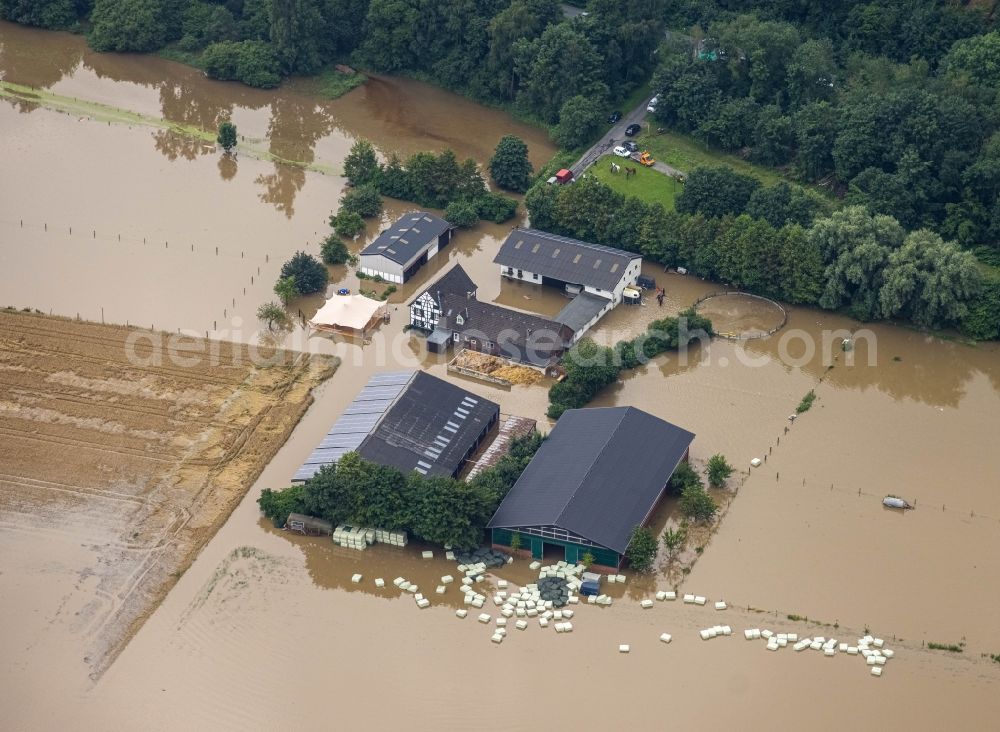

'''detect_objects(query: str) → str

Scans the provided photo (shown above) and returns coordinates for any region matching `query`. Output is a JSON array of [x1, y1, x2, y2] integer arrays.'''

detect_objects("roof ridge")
[[552, 407, 630, 538]]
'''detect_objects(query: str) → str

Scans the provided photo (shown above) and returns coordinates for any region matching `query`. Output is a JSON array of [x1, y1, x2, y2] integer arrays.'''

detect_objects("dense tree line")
[[340, 139, 517, 227], [257, 432, 544, 548], [526, 175, 997, 338], [648, 10, 1000, 257]]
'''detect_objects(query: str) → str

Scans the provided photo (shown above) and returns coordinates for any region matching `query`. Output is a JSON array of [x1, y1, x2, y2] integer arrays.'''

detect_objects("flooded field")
[[2, 19, 1000, 731]]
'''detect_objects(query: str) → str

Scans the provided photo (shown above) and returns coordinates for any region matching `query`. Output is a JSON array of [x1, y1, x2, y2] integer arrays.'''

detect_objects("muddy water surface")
[[2, 19, 1000, 731]]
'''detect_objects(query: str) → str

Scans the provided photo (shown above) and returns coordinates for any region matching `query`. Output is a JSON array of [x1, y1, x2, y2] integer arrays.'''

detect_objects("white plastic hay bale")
[[874, 655, 886, 666], [526, 608, 537, 617], [478, 613, 491, 624], [767, 640, 779, 651], [554, 623, 565, 634], [351, 574, 363, 584], [375, 578, 385, 588], [641, 599, 654, 609], [588, 595, 597, 604], [562, 609, 574, 619], [607, 575, 617, 584], [715, 601, 727, 611], [414, 593, 424, 601], [861, 649, 873, 658], [871, 667, 882, 677], [873, 638, 884, 648], [545, 600, 555, 609], [846, 646, 858, 655], [777, 634, 787, 642], [619, 645, 630, 653], [664, 591, 677, 601], [407, 585, 418, 594], [700, 628, 716, 641], [441, 575, 454, 584], [539, 617, 549, 628], [500, 608, 513, 618], [417, 598, 430, 609], [616, 575, 626, 583], [866, 656, 877, 666], [752, 629, 762, 639], [863, 635, 874, 644], [491, 633, 504, 644], [750, 458, 762, 467], [761, 630, 774, 640], [794, 641, 809, 652], [436, 586, 447, 595], [694, 596, 706, 606], [810, 641, 822, 651], [683, 594, 695, 604], [656, 591, 666, 601], [456, 609, 467, 619], [496, 618, 507, 627], [563, 622, 574, 633], [882, 649, 894, 659], [553, 610, 563, 620], [787, 633, 798, 642], [461, 577, 473, 586], [744, 629, 756, 640], [515, 608, 527, 618], [529, 561, 541, 570], [445, 551, 455, 561], [839, 643, 848, 652], [660, 633, 672, 644], [471, 598, 484, 608], [497, 580, 508, 589], [515, 620, 528, 630], [823, 647, 835, 657]]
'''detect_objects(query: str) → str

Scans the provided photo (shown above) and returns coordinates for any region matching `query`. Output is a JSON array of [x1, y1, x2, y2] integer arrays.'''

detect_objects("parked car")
[[613, 145, 630, 158], [625, 123, 641, 136], [646, 95, 659, 113], [607, 110, 622, 124], [623, 141, 639, 153]]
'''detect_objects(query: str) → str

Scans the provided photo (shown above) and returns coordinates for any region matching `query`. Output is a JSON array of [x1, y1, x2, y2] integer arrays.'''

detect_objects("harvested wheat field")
[[0, 310, 336, 680]]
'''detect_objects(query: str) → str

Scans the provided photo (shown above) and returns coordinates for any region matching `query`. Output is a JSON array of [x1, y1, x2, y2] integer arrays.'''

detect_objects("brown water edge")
[[0, 311, 336, 715]]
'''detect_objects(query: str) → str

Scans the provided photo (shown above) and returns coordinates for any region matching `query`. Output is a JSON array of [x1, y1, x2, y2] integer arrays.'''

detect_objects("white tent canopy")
[[310, 294, 383, 332]]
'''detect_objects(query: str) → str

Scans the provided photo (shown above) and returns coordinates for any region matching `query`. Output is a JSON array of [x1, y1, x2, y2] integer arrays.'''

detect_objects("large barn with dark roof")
[[487, 406, 694, 571], [293, 370, 499, 482]]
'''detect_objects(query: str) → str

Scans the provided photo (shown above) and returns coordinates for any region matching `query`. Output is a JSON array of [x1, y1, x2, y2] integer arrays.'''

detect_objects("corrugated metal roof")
[[553, 291, 608, 334], [487, 407, 694, 554], [493, 229, 639, 291], [360, 212, 453, 265]]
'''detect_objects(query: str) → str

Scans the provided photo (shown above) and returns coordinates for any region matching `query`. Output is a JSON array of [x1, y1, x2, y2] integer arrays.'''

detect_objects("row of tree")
[[648, 14, 1000, 256], [526, 175, 998, 338], [341, 139, 518, 228], [258, 432, 544, 548], [548, 309, 714, 419]]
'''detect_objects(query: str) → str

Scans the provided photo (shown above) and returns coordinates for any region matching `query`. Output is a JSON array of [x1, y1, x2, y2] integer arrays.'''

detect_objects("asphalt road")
[[569, 99, 685, 179]]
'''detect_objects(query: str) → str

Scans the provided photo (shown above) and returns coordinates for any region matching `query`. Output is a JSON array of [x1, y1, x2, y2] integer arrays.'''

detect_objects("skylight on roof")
[[551, 248, 560, 258], [531, 243, 540, 253], [573, 254, 582, 264], [412, 227, 421, 233], [610, 263, 619, 272], [514, 240, 523, 249], [593, 259, 602, 268]]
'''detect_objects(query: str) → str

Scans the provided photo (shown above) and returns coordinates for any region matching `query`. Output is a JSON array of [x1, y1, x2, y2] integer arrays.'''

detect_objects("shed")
[[358, 211, 455, 283], [285, 513, 333, 536], [487, 406, 694, 571]]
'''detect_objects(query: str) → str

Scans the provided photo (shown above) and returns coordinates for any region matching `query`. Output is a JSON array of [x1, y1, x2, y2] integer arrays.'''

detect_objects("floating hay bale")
[[436, 586, 446, 594], [515, 620, 528, 630], [616, 575, 626, 583], [664, 591, 676, 601], [491, 633, 504, 644], [873, 638, 884, 648], [445, 551, 455, 561], [529, 561, 541, 570], [456, 609, 468, 618], [619, 645, 630, 653], [787, 633, 798, 642], [441, 575, 454, 585], [407, 585, 418, 594], [715, 601, 727, 610], [496, 618, 507, 627], [641, 599, 654, 609], [761, 630, 774, 640], [478, 613, 491, 624], [417, 598, 430, 608], [871, 667, 882, 677], [393, 577, 406, 587], [882, 649, 894, 658], [497, 580, 508, 589], [694, 596, 706, 606], [683, 594, 695, 604], [700, 629, 715, 640], [351, 574, 363, 583], [793, 640, 810, 651], [539, 618, 549, 628], [751, 458, 762, 467], [374, 578, 385, 588], [606, 575, 617, 584], [847, 646, 858, 655], [421, 550, 434, 559], [744, 629, 756, 640], [562, 609, 574, 619], [660, 633, 672, 644], [656, 591, 666, 601], [824, 647, 835, 656]]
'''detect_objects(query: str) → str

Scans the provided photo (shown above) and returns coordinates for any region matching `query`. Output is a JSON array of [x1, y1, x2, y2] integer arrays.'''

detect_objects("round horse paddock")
[[693, 291, 787, 340]]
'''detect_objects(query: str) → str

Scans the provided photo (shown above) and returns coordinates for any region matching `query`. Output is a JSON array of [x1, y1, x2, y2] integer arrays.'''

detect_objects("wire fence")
[[693, 290, 788, 340]]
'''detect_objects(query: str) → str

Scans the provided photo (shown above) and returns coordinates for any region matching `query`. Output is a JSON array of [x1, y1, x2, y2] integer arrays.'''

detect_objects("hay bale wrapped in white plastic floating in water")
[[793, 640, 810, 651], [744, 629, 757, 640], [351, 574, 363, 583], [873, 638, 884, 648], [607, 575, 617, 584], [882, 649, 894, 658], [374, 578, 385, 588], [539, 617, 549, 628], [441, 575, 454, 584], [660, 633, 672, 644], [478, 613, 491, 624], [515, 619, 528, 630], [417, 598, 430, 609], [393, 577, 406, 587], [421, 550, 433, 559], [619, 645, 630, 653], [750, 458, 762, 467], [694, 596, 707, 606], [455, 609, 467, 618], [491, 633, 504, 644], [761, 630, 773, 640], [562, 609, 574, 619], [871, 667, 882, 677], [529, 561, 541, 570], [496, 618, 507, 627], [715, 601, 727, 610], [700, 628, 716, 640], [683, 594, 696, 604], [497, 580, 508, 589], [787, 633, 798, 642], [436, 586, 447, 594], [641, 599, 654, 609], [656, 591, 666, 601], [846, 646, 858, 655], [664, 591, 677, 601], [445, 551, 455, 561], [823, 647, 835, 656], [616, 575, 626, 583]]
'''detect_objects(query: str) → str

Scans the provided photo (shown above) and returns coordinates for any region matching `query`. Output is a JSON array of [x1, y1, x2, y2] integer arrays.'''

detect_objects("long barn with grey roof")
[[358, 211, 455, 283], [494, 229, 642, 341], [487, 406, 694, 571], [293, 371, 498, 482]]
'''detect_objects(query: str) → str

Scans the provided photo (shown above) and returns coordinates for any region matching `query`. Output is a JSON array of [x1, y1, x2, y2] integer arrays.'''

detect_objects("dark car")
[[625, 123, 641, 136], [623, 141, 639, 153], [607, 110, 622, 124]]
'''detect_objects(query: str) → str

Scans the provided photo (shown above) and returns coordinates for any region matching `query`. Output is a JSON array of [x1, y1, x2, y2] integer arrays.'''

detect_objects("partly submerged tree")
[[217, 120, 238, 153], [256, 301, 287, 329], [279, 251, 328, 295], [679, 485, 717, 523], [706, 454, 734, 488], [320, 234, 350, 265], [489, 134, 533, 193], [661, 524, 687, 560], [343, 139, 382, 187], [625, 525, 659, 573], [273, 275, 298, 305]]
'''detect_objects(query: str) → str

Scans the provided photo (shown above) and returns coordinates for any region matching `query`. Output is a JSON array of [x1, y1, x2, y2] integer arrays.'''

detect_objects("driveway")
[[569, 100, 685, 179]]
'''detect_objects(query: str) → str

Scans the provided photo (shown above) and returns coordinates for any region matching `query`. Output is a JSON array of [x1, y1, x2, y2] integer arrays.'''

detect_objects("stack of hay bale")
[[334, 526, 407, 550]]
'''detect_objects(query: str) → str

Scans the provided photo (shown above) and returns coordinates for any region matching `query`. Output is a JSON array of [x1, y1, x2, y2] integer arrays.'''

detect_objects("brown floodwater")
[[3, 19, 1000, 731]]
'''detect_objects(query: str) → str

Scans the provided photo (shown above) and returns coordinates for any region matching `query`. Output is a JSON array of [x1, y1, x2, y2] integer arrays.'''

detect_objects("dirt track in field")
[[0, 310, 335, 679]]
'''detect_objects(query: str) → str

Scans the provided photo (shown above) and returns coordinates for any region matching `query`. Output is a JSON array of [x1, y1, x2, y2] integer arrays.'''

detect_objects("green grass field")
[[635, 128, 785, 186], [587, 154, 682, 209]]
